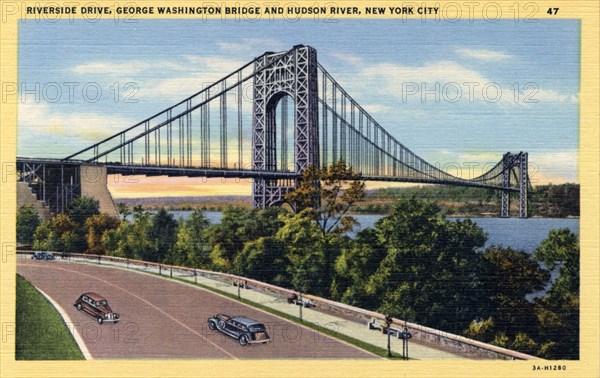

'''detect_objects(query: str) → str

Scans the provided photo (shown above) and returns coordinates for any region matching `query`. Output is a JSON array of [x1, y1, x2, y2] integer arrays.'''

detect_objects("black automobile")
[[31, 252, 55, 260], [74, 293, 120, 324], [208, 314, 270, 346]]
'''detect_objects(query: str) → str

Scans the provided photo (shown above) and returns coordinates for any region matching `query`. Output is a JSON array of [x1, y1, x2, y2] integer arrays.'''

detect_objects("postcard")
[[1, 1, 598, 377]]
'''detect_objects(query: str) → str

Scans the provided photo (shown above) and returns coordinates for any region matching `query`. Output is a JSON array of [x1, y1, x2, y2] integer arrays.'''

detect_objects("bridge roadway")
[[16, 157, 518, 191], [17, 259, 464, 359]]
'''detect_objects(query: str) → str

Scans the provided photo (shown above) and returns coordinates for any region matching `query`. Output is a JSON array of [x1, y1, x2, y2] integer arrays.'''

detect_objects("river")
[[168, 211, 579, 254]]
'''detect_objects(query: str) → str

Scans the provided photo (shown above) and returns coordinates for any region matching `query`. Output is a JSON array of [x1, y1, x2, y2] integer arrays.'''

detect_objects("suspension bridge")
[[16, 45, 529, 218]]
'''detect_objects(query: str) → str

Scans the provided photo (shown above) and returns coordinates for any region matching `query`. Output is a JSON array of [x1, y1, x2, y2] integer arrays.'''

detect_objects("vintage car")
[[74, 293, 120, 324], [208, 314, 270, 346], [31, 252, 55, 260]]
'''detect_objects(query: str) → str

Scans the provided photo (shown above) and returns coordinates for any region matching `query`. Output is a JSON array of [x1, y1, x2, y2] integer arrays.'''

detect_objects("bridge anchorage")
[[18, 44, 529, 217]]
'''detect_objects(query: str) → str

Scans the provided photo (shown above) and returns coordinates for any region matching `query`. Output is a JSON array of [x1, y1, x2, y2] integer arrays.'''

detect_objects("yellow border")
[[1, 1, 598, 377]]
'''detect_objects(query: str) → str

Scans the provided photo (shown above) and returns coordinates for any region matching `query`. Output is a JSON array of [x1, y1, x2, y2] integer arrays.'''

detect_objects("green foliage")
[[115, 202, 131, 219], [204, 207, 285, 272], [16, 275, 84, 360], [168, 210, 211, 268], [276, 210, 329, 296], [16, 205, 41, 244], [332, 228, 385, 304], [481, 246, 549, 338], [234, 237, 287, 285], [463, 317, 496, 342], [362, 197, 488, 333], [84, 214, 121, 255], [66, 196, 100, 225], [364, 183, 579, 217], [148, 209, 178, 263], [533, 228, 579, 297], [33, 213, 84, 252], [511, 333, 538, 356], [103, 208, 153, 260], [463, 229, 579, 359], [532, 229, 580, 359], [529, 183, 579, 218], [19, 193, 579, 359], [285, 161, 366, 234]]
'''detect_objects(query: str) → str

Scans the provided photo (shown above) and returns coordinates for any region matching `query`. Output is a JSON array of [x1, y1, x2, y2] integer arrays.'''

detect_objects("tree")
[[103, 208, 152, 260], [331, 228, 386, 304], [464, 317, 496, 342], [533, 229, 580, 359], [85, 214, 121, 255], [205, 207, 285, 271], [233, 236, 287, 285], [533, 228, 579, 297], [481, 246, 549, 338], [364, 197, 489, 333], [168, 210, 211, 268], [148, 209, 178, 263], [276, 209, 330, 296], [16, 205, 41, 244], [115, 202, 131, 220], [285, 161, 366, 235], [66, 197, 100, 225], [33, 213, 82, 252], [205, 207, 251, 269]]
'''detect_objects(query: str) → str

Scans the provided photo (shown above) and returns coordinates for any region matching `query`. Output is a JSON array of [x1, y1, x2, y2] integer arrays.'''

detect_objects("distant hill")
[[114, 196, 252, 210]]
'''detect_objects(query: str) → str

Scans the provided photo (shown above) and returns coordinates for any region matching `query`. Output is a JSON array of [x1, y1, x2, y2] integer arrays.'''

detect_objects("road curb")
[[34, 285, 93, 360]]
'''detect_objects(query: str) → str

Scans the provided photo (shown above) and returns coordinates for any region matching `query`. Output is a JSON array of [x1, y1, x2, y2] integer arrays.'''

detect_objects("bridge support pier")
[[500, 152, 528, 218], [16, 160, 117, 217]]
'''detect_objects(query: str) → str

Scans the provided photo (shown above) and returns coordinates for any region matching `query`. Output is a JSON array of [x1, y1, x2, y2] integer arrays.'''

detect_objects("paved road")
[[17, 260, 378, 359]]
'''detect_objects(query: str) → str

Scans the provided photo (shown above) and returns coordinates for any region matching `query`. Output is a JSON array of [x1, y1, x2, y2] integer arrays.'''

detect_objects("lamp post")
[[399, 320, 412, 360], [385, 315, 393, 357]]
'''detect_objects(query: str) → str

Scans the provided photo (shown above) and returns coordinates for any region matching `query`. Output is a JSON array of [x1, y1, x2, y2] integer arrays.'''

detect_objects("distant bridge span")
[[17, 45, 529, 217]]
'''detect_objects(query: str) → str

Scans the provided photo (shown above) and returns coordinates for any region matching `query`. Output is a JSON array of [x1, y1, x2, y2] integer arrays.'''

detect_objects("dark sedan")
[[74, 292, 120, 324], [208, 314, 270, 346]]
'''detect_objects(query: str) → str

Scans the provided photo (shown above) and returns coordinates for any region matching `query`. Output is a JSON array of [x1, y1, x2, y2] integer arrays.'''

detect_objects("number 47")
[[547, 8, 559, 15]]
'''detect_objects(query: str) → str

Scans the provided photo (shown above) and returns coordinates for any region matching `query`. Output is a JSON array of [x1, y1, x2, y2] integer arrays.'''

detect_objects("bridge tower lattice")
[[252, 45, 319, 208]]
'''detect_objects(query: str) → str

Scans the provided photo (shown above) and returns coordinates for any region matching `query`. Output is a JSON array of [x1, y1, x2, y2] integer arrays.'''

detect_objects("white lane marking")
[[19, 262, 238, 360], [33, 285, 93, 360]]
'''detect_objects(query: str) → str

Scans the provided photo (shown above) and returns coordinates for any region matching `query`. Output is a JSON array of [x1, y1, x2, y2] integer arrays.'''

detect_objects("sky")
[[17, 18, 580, 197]]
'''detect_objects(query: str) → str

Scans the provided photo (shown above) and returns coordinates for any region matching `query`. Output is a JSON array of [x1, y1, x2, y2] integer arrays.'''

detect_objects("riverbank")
[[114, 181, 580, 218]]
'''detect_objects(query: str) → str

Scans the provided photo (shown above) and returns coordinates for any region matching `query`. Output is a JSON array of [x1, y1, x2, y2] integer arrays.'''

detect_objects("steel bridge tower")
[[501, 152, 529, 218], [252, 45, 319, 208]]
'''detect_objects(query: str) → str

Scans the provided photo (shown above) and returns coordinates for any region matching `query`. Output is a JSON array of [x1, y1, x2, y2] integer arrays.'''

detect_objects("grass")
[[16, 274, 84, 360]]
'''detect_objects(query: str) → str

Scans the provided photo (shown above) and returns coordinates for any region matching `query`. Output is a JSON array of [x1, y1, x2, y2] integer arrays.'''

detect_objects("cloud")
[[456, 48, 513, 61], [533, 89, 578, 104], [71, 60, 189, 77], [363, 60, 489, 87], [527, 150, 578, 184], [19, 102, 135, 143], [147, 55, 249, 100]]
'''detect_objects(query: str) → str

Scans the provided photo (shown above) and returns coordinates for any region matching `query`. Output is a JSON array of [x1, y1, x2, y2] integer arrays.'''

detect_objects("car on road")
[[208, 314, 270, 346], [31, 252, 55, 260], [74, 293, 120, 324]]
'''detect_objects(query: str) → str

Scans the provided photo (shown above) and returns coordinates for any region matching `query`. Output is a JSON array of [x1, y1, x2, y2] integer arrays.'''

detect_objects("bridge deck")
[[16, 157, 518, 191]]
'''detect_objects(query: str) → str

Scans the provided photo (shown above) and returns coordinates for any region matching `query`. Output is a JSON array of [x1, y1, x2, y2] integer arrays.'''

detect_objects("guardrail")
[[17, 250, 538, 360]]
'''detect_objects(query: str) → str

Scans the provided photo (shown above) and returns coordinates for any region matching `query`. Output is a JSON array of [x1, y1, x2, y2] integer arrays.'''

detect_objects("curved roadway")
[[17, 260, 378, 359]]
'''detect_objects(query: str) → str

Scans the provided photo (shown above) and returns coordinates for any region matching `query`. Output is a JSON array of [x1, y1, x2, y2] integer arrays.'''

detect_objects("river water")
[[169, 211, 579, 254]]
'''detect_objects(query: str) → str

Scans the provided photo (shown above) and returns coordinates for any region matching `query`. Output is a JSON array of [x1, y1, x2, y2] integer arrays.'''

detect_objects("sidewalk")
[[85, 258, 464, 360]]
